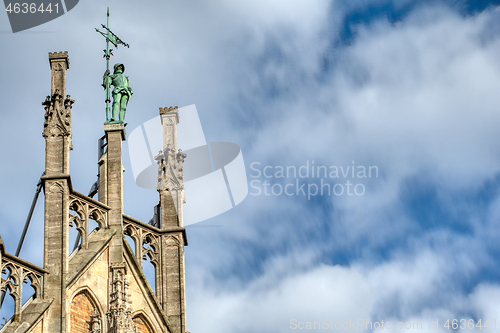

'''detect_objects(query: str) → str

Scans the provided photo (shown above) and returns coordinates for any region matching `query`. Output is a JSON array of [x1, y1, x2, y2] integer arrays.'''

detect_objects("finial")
[[48, 51, 70, 69]]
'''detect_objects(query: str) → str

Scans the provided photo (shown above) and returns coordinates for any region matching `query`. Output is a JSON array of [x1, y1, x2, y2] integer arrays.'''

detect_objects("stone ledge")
[[104, 122, 126, 141], [0, 298, 52, 333], [2, 252, 48, 275], [40, 174, 73, 192], [122, 214, 188, 246], [71, 190, 112, 211]]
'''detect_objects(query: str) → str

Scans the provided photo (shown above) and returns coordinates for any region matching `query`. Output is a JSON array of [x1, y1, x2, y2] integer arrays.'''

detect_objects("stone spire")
[[156, 106, 186, 226], [43, 51, 74, 173], [155, 106, 188, 333], [42, 51, 72, 332]]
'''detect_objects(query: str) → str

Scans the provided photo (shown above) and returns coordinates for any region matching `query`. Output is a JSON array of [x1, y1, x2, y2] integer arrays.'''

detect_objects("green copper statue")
[[102, 63, 133, 123], [96, 8, 130, 124]]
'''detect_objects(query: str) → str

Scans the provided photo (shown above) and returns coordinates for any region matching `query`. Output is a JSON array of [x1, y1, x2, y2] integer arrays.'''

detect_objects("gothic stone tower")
[[0, 52, 188, 333]]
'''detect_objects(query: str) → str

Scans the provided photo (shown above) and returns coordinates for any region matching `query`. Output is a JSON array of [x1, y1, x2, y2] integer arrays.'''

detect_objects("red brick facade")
[[70, 291, 95, 333], [133, 315, 153, 333], [70, 290, 156, 332]]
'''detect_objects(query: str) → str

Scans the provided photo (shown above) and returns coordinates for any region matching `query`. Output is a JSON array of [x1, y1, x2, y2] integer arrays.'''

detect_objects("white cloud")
[[188, 4, 500, 330], [188, 261, 374, 333], [470, 283, 500, 329]]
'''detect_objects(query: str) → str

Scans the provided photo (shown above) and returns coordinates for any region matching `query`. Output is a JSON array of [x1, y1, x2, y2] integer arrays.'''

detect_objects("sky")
[[2, 0, 500, 332]]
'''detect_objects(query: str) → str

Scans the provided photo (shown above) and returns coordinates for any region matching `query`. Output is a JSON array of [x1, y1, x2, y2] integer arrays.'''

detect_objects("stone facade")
[[0, 52, 188, 333]]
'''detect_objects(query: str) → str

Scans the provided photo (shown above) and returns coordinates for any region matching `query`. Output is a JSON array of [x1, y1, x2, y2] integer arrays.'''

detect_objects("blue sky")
[[2, 0, 500, 332]]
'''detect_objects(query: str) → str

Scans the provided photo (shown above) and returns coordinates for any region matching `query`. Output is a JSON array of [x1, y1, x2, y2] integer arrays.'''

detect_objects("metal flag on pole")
[[96, 24, 130, 49], [95, 7, 130, 123]]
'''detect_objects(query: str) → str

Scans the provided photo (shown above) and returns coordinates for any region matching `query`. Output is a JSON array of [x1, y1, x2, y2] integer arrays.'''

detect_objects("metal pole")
[[105, 7, 111, 121], [15, 176, 43, 257], [72, 234, 81, 252], [0, 172, 44, 307]]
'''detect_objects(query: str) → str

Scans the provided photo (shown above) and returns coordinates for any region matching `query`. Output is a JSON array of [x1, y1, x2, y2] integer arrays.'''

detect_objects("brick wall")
[[133, 315, 152, 333], [69, 290, 156, 332], [70, 291, 95, 333]]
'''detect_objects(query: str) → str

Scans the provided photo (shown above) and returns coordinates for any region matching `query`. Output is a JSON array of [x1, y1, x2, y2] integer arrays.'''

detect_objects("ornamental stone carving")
[[107, 264, 137, 333], [155, 147, 186, 193], [42, 90, 75, 146]]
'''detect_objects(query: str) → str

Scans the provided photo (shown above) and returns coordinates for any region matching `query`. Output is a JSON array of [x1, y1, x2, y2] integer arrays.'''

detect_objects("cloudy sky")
[[2, 0, 500, 332]]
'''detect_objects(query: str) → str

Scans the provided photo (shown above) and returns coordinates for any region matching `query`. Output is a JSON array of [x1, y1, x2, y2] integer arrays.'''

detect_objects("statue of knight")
[[102, 63, 133, 123]]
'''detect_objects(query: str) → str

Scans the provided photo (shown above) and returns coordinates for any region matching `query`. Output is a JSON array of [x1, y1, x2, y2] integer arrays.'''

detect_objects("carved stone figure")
[[103, 63, 133, 123]]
